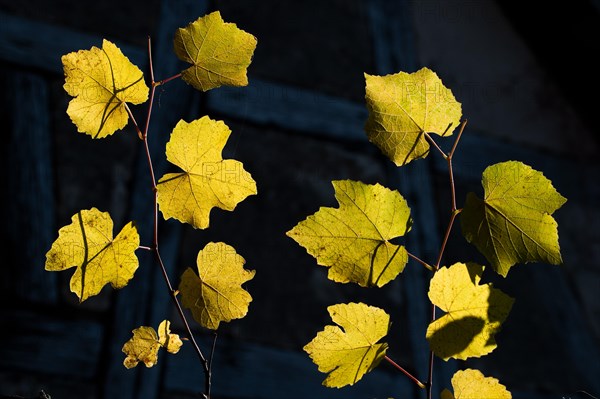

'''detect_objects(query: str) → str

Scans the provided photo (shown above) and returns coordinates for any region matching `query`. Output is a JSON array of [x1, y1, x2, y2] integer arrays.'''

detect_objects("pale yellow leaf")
[[157, 117, 257, 229], [426, 263, 514, 360], [179, 242, 255, 330], [45, 208, 139, 302], [442, 369, 511, 399], [365, 68, 462, 166], [304, 302, 390, 388], [62, 39, 148, 138]]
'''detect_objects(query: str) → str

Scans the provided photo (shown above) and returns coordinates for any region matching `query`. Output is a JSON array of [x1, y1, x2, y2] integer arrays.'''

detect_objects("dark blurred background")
[[1, 1, 599, 398]]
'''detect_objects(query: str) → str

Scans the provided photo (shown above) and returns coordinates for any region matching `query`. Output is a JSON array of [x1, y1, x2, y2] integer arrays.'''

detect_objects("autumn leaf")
[[287, 180, 411, 287], [45, 208, 139, 302], [174, 11, 257, 91], [304, 302, 390, 388], [441, 369, 511, 399], [426, 263, 514, 360], [179, 242, 255, 330], [122, 320, 182, 369], [62, 39, 149, 138], [460, 161, 567, 277], [157, 116, 257, 229], [364, 67, 462, 166]]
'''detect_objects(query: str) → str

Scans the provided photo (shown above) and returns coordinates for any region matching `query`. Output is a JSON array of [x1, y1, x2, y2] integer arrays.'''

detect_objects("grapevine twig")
[[140, 36, 211, 398], [426, 120, 467, 399]]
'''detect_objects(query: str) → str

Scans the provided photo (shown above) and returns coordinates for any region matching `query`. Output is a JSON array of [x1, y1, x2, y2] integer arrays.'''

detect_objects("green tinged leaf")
[[179, 242, 255, 330], [426, 263, 514, 360], [441, 369, 511, 399], [174, 11, 257, 91], [287, 180, 411, 287], [157, 116, 257, 229], [304, 303, 390, 388], [62, 39, 149, 138], [122, 320, 182, 369], [460, 161, 567, 276], [364, 67, 462, 166], [45, 208, 139, 302]]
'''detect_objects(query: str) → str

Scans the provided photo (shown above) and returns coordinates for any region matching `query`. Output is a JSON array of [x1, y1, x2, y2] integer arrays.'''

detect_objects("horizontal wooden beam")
[[0, 11, 146, 74]]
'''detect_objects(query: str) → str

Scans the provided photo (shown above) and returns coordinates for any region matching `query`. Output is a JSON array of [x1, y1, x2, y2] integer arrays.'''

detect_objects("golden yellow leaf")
[[179, 242, 255, 330], [365, 67, 462, 166], [304, 302, 390, 388], [62, 39, 149, 138], [441, 369, 511, 399], [174, 11, 257, 91], [157, 116, 257, 229], [426, 263, 514, 360], [45, 208, 139, 302], [287, 180, 411, 287], [122, 320, 182, 369]]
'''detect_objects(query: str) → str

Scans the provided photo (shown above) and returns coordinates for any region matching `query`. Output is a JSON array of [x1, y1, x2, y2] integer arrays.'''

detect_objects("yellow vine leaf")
[[45, 208, 139, 302], [179, 242, 255, 330], [426, 263, 514, 360], [62, 39, 149, 138], [304, 302, 390, 388], [122, 320, 183, 369], [287, 180, 411, 287], [364, 67, 462, 166], [174, 11, 257, 91], [157, 117, 257, 229], [460, 161, 567, 277], [441, 369, 511, 399]]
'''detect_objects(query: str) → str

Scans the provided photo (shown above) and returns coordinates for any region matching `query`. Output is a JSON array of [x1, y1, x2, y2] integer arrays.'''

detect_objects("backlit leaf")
[[460, 161, 567, 276], [426, 263, 514, 360], [45, 208, 139, 302], [304, 302, 390, 388], [62, 39, 149, 138], [174, 11, 257, 91], [122, 320, 182, 369], [287, 180, 411, 287], [157, 116, 257, 229], [441, 369, 511, 399], [365, 67, 462, 166], [179, 242, 255, 330]]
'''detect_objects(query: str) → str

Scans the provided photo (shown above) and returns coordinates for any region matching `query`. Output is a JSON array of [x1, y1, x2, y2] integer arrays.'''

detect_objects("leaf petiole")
[[384, 355, 426, 389]]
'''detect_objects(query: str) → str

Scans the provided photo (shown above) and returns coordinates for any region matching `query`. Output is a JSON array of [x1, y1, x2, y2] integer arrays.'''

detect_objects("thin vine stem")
[[133, 36, 212, 398], [425, 120, 467, 399]]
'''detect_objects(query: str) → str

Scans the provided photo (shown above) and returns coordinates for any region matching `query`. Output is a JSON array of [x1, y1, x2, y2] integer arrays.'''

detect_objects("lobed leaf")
[[62, 39, 148, 138], [287, 180, 411, 287], [45, 208, 139, 302], [441, 369, 511, 399], [304, 302, 390, 388], [364, 67, 462, 166], [426, 263, 514, 360], [157, 116, 257, 229], [460, 161, 567, 276], [174, 11, 257, 91], [179, 242, 255, 330], [122, 320, 182, 369]]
